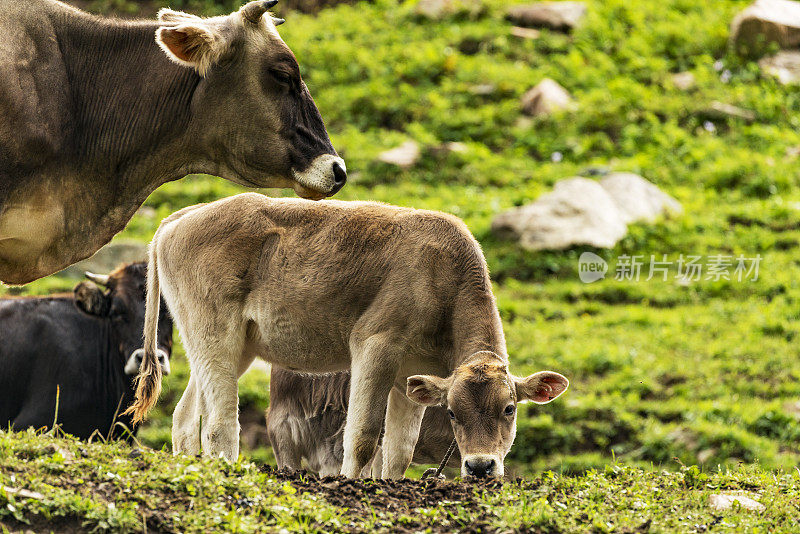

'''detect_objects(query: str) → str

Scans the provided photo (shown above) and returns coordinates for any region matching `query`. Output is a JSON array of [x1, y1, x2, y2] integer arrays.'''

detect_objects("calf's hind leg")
[[175, 331, 245, 462], [341, 337, 399, 478], [172, 375, 201, 456]]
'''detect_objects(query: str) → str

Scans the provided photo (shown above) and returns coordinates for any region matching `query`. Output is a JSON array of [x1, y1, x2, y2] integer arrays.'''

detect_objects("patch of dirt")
[[262, 467, 508, 533], [1, 516, 85, 534]]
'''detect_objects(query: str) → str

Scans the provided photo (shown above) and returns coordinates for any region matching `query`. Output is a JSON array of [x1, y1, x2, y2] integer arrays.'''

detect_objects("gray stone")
[[491, 177, 628, 250], [58, 241, 148, 279], [759, 50, 800, 84], [521, 78, 574, 116], [709, 494, 765, 512], [377, 141, 421, 168], [506, 1, 587, 31], [600, 173, 682, 224], [730, 0, 800, 55]]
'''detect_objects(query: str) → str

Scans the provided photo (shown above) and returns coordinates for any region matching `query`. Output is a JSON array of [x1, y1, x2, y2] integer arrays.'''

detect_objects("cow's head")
[[407, 351, 568, 478], [74, 263, 173, 377], [155, 1, 346, 199]]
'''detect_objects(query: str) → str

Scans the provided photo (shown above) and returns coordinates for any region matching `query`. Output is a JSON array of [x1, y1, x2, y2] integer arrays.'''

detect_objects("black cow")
[[0, 262, 172, 439]]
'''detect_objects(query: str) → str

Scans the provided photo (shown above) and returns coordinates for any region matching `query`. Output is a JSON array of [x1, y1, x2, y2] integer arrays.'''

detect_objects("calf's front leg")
[[341, 342, 398, 478], [381, 387, 425, 479]]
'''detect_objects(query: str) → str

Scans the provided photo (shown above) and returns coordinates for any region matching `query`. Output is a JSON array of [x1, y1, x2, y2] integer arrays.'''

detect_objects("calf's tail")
[[123, 234, 163, 424]]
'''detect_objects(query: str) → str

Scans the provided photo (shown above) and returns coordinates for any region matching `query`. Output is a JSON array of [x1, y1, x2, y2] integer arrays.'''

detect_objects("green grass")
[[4, 0, 800, 501], [3, 431, 800, 532]]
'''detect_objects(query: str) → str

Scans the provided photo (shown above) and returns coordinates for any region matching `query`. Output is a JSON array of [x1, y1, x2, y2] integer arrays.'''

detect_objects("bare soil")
[[265, 466, 513, 533]]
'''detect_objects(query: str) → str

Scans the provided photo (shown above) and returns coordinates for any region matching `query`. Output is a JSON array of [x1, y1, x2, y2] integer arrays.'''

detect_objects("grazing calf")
[[267, 367, 458, 476], [126, 194, 568, 478], [0, 263, 172, 439]]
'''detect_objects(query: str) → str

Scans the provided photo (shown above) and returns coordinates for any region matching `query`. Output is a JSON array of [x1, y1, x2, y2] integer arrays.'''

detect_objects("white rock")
[[510, 26, 542, 39], [521, 78, 574, 116], [709, 494, 765, 512], [415, 0, 482, 19], [600, 173, 682, 224], [671, 71, 696, 91], [506, 1, 587, 31], [759, 50, 800, 84], [730, 0, 800, 53], [491, 177, 628, 250], [378, 141, 421, 168]]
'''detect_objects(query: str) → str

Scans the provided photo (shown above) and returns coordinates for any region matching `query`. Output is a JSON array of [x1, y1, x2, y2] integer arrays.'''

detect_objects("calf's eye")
[[447, 409, 455, 420], [504, 404, 515, 416]]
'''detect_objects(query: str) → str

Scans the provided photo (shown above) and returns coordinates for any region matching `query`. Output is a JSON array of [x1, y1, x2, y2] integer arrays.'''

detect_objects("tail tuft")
[[122, 352, 162, 423]]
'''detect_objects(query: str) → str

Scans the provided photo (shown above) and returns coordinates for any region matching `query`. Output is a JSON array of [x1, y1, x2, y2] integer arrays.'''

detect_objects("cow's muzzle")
[[125, 348, 171, 376], [292, 155, 347, 199], [463, 455, 502, 478]]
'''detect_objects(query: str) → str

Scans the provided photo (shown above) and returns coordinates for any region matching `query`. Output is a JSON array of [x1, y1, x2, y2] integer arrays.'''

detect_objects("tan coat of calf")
[[267, 367, 458, 476], [126, 193, 568, 478]]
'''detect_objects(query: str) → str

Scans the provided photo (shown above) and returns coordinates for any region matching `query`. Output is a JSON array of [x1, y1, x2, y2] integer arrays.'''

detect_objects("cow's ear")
[[156, 12, 227, 76], [514, 371, 569, 405], [407, 375, 450, 406], [74, 282, 110, 317]]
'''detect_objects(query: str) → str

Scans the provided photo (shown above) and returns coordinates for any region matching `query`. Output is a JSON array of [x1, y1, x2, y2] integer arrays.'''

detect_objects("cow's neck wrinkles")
[[54, 13, 203, 187]]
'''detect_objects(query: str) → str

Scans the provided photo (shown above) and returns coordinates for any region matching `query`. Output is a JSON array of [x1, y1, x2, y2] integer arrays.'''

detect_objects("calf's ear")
[[406, 375, 450, 406], [74, 282, 110, 317], [514, 371, 569, 404], [156, 11, 228, 76]]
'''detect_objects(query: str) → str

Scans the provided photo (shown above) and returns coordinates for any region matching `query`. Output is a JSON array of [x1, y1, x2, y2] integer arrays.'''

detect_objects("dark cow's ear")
[[156, 11, 228, 76], [74, 282, 110, 317], [514, 371, 569, 405], [407, 375, 450, 406]]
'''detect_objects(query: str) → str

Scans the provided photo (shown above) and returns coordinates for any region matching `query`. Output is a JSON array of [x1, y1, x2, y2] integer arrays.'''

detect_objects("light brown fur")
[[127, 194, 568, 478]]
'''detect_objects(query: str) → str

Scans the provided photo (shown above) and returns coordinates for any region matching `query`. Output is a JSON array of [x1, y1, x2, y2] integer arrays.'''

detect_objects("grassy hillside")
[[4, 0, 800, 480], [2, 431, 799, 533]]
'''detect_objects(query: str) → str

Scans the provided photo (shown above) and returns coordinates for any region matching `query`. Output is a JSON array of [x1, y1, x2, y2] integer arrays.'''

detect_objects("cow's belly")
[[249, 309, 352, 373]]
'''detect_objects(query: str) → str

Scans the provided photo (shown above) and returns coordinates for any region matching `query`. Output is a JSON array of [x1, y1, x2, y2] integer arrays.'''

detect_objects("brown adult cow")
[[0, 0, 345, 284], [126, 194, 568, 478]]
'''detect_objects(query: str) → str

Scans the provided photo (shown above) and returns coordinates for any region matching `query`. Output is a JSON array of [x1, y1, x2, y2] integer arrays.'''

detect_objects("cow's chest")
[[0, 174, 143, 284], [0, 183, 65, 280]]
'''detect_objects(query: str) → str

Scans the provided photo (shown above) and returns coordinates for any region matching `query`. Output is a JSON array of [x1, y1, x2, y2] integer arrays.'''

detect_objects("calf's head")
[[407, 352, 568, 478], [74, 263, 173, 377], [156, 1, 346, 199]]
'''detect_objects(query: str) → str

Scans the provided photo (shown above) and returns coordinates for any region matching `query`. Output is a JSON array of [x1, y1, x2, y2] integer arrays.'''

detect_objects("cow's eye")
[[270, 70, 292, 85], [447, 409, 455, 420], [504, 404, 515, 416]]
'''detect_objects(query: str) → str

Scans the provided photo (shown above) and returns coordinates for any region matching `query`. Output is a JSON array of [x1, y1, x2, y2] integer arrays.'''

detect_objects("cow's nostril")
[[465, 458, 494, 478], [486, 459, 496, 474], [331, 162, 347, 192]]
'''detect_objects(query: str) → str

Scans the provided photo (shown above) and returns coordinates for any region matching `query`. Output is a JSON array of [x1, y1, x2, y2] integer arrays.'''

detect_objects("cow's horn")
[[85, 272, 110, 287], [242, 0, 277, 23], [272, 17, 286, 25]]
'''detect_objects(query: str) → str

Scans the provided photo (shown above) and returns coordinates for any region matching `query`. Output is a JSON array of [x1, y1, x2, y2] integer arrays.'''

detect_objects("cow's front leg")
[[341, 337, 398, 478], [381, 387, 425, 479]]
